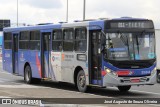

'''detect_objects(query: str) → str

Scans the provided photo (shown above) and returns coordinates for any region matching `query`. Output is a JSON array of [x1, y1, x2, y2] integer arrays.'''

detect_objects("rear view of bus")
[[100, 18, 156, 92]]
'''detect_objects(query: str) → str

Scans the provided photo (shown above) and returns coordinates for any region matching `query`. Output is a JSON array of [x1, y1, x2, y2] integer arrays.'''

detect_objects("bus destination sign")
[[110, 21, 153, 29]]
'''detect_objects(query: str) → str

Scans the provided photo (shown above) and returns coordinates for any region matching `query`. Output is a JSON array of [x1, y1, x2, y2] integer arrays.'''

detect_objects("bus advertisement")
[[2, 17, 156, 92]]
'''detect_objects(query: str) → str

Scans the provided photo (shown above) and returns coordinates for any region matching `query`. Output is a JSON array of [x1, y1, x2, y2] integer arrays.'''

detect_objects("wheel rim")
[[78, 74, 85, 88]]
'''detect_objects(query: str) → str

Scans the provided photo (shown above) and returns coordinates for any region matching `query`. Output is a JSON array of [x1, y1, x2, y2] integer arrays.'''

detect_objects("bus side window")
[[75, 28, 87, 52], [52, 30, 62, 51], [19, 31, 30, 50], [30, 31, 40, 50], [63, 29, 74, 51], [4, 32, 12, 49]]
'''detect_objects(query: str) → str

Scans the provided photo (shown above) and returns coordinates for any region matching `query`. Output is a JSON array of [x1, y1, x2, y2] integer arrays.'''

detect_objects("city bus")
[[2, 17, 156, 92]]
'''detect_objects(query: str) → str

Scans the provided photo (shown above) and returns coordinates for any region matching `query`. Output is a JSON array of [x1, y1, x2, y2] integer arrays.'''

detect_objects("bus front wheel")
[[118, 86, 131, 92], [157, 70, 160, 83], [24, 65, 33, 84], [77, 70, 89, 92]]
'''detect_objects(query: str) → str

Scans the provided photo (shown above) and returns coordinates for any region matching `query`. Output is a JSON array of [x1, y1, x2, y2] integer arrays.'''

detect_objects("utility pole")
[[66, 0, 68, 22], [83, 0, 86, 20], [17, 0, 19, 26]]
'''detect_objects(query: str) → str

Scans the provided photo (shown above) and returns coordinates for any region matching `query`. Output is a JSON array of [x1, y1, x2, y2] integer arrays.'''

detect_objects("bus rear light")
[[101, 71, 107, 76], [116, 70, 130, 76]]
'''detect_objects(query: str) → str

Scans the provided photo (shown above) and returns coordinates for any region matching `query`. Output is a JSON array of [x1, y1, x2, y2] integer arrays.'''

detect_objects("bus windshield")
[[104, 32, 155, 61]]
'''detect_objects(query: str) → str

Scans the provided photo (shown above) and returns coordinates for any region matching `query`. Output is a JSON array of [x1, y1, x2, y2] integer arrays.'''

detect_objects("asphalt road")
[[0, 62, 160, 107]]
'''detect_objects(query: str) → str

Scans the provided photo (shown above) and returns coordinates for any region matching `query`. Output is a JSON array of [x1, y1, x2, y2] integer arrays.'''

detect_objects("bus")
[[155, 29, 160, 83], [2, 17, 156, 92]]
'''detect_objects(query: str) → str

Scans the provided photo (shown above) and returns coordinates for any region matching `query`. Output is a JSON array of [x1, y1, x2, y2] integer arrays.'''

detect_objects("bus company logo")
[[52, 56, 60, 61], [52, 56, 55, 61]]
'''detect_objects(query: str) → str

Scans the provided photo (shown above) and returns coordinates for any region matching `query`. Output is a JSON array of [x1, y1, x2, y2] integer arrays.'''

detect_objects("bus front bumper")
[[103, 72, 157, 87]]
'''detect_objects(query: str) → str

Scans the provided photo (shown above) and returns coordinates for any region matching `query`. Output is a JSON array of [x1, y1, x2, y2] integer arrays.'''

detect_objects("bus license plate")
[[131, 78, 140, 83]]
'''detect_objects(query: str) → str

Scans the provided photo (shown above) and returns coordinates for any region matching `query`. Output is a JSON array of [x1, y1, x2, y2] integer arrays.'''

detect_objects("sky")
[[0, 0, 160, 28]]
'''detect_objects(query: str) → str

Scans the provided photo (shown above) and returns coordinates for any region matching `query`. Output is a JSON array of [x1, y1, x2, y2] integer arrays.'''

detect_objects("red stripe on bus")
[[36, 53, 42, 78]]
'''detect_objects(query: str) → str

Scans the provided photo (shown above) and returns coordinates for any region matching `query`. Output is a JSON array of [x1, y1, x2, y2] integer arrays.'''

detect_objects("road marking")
[[0, 78, 11, 81], [0, 96, 11, 98], [148, 104, 160, 107], [131, 89, 160, 96], [0, 84, 48, 89], [0, 71, 11, 75]]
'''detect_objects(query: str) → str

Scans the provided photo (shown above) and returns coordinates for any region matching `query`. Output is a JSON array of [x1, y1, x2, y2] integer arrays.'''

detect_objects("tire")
[[24, 65, 33, 84], [24, 65, 41, 84], [118, 86, 131, 92], [77, 70, 89, 92], [157, 70, 160, 83]]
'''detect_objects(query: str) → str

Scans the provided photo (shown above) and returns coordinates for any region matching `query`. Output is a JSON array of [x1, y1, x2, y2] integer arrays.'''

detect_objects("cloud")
[[0, 0, 14, 4], [84, 0, 160, 28], [0, 0, 160, 28], [21, 0, 62, 9], [86, 0, 157, 17]]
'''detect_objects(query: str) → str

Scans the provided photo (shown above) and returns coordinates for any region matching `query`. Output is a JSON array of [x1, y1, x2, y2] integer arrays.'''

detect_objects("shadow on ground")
[[15, 79, 156, 98]]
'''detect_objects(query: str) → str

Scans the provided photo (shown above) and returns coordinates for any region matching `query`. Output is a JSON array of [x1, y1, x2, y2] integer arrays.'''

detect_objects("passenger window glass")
[[63, 29, 74, 51], [52, 30, 62, 51], [19, 31, 30, 49], [75, 28, 87, 52], [30, 31, 40, 50], [4, 32, 12, 49]]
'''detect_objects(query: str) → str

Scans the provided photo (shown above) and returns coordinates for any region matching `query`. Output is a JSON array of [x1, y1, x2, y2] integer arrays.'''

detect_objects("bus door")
[[89, 30, 102, 85], [12, 33, 18, 74], [41, 32, 51, 78]]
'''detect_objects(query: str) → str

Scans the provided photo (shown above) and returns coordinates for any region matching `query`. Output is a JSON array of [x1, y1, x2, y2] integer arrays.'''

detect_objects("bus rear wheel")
[[77, 70, 89, 92], [24, 65, 41, 84], [24, 65, 33, 84], [118, 86, 131, 92]]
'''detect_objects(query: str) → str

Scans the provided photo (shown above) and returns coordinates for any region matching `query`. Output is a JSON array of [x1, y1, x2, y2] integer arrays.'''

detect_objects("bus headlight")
[[105, 68, 111, 73], [105, 67, 117, 77], [151, 67, 157, 76]]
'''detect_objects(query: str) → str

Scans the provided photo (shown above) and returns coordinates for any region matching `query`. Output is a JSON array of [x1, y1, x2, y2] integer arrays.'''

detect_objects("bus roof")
[[3, 24, 61, 32], [3, 17, 151, 32]]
